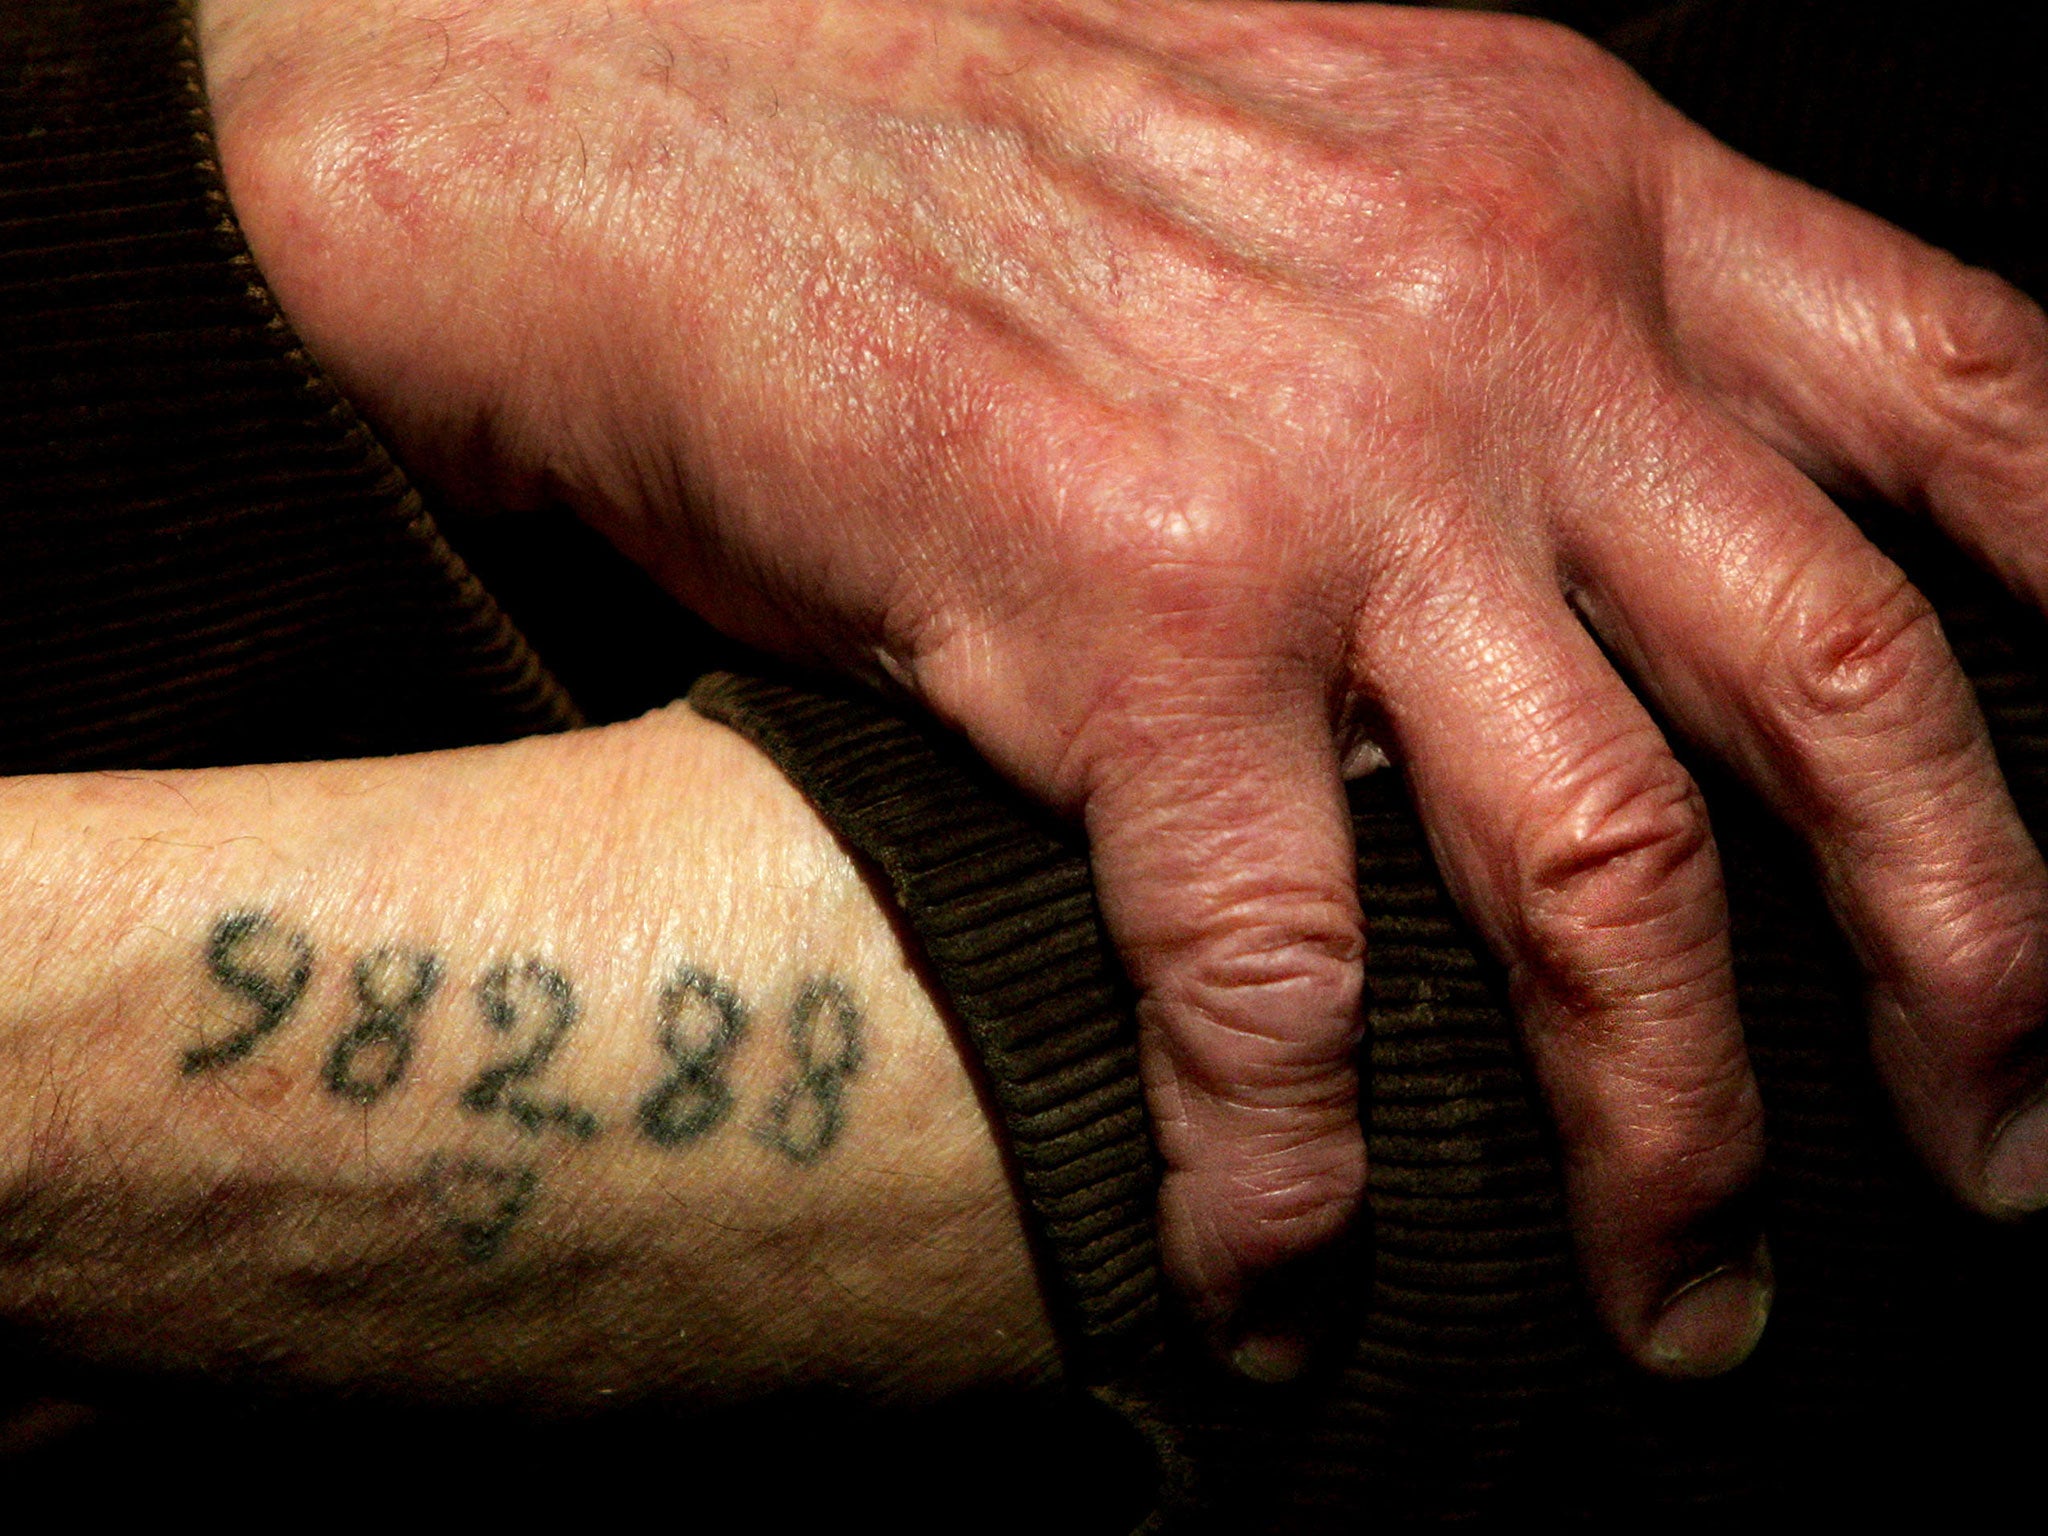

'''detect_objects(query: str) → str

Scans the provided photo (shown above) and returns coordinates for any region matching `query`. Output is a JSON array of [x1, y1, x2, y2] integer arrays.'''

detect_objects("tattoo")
[[422, 1154, 539, 1263], [757, 977, 865, 1165], [323, 947, 441, 1106], [182, 911, 314, 1075], [463, 958, 601, 1141], [179, 914, 872, 1234], [636, 966, 747, 1149]]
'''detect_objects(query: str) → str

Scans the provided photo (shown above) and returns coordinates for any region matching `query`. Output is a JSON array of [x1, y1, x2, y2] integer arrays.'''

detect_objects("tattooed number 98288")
[[180, 910, 867, 1163]]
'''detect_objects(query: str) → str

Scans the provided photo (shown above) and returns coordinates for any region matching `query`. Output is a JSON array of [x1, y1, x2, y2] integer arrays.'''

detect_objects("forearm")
[[0, 706, 1055, 1405]]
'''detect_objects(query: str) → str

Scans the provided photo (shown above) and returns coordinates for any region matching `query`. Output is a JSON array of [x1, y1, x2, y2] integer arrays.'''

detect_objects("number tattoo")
[[182, 910, 314, 1075], [462, 958, 600, 1141], [757, 977, 865, 1165], [636, 966, 747, 1148], [323, 946, 441, 1106], [422, 1153, 539, 1264], [185, 904, 865, 1175]]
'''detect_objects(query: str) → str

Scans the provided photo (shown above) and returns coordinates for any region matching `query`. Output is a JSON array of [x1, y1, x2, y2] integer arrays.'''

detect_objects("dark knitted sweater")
[[4, 0, 2045, 1527]]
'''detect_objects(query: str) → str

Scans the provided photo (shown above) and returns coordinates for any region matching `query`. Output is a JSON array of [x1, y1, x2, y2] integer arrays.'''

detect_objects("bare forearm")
[[0, 706, 1054, 1404]]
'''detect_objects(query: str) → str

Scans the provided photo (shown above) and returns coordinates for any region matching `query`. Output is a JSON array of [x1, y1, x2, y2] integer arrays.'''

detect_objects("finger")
[[1664, 136, 2048, 609], [1366, 545, 1769, 1377], [1558, 392, 2048, 1216], [1069, 653, 1367, 1363], [1663, 143, 2048, 1212]]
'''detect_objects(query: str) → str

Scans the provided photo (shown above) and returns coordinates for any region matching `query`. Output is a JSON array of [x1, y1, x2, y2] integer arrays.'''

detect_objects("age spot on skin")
[[239, 1063, 293, 1109]]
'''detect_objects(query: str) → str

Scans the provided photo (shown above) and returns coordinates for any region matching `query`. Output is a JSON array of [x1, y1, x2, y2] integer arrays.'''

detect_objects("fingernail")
[[1229, 1329, 1312, 1385], [1985, 1091, 2048, 1214], [1211, 1235, 1361, 1385], [1645, 1236, 1773, 1379]]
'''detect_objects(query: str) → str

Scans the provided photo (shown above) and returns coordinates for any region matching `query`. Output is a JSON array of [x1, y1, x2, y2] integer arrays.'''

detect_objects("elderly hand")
[[199, 0, 2048, 1376]]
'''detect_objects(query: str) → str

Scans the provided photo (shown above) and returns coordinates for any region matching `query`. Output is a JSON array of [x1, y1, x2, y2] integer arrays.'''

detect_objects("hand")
[[198, 0, 2048, 1375]]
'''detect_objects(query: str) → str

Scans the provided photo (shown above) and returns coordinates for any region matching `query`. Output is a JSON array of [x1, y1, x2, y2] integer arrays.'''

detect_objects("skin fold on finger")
[[1553, 393, 2048, 1214], [1362, 542, 1769, 1377], [1662, 134, 2048, 611]]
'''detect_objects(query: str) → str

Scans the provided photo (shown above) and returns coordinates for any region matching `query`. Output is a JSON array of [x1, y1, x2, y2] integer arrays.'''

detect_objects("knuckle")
[[993, 421, 1329, 682], [1908, 268, 2039, 403], [1508, 741, 1724, 1019], [1054, 444, 1268, 583], [1426, 8, 1634, 95], [1145, 901, 1365, 1101], [1767, 558, 1949, 734], [1513, 736, 1717, 949], [1383, 218, 1509, 332], [1907, 262, 2048, 444], [1355, 26, 1649, 313], [1502, 15, 1649, 116]]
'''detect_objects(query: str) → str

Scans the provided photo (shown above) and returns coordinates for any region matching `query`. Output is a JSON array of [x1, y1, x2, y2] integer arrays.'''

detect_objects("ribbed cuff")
[[688, 671, 1162, 1381]]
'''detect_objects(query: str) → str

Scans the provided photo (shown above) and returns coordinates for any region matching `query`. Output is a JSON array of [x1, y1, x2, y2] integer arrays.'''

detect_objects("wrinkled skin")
[[199, 0, 2048, 1376]]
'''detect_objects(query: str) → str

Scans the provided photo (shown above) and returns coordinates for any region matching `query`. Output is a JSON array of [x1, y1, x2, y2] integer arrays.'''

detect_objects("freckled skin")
[[240, 1064, 293, 1109], [197, 0, 2048, 1373]]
